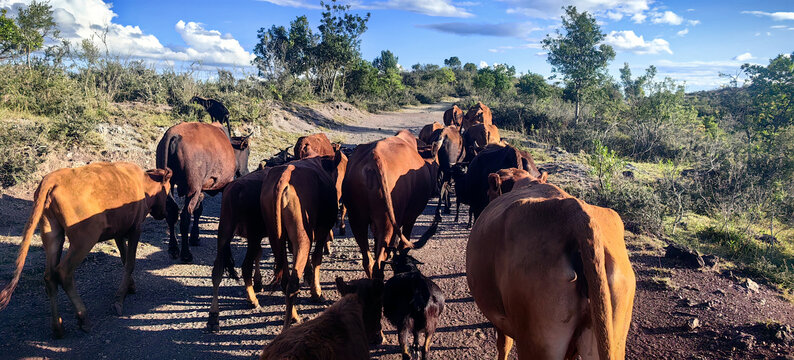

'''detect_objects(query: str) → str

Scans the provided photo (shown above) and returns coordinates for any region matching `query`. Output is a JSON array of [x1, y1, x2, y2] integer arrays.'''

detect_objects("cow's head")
[[231, 135, 251, 178], [335, 272, 384, 346], [144, 168, 173, 220], [189, 96, 201, 104], [487, 169, 548, 201], [388, 250, 423, 275]]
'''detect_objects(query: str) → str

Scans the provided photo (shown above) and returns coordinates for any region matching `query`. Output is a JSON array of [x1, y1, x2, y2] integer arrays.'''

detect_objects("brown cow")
[[486, 168, 547, 202], [260, 273, 385, 360], [261, 151, 347, 329], [430, 125, 465, 217], [293, 133, 348, 237], [462, 122, 501, 162], [461, 101, 493, 131], [342, 130, 441, 278], [443, 105, 464, 127], [0, 162, 172, 338], [207, 168, 270, 332], [467, 180, 636, 360], [156, 121, 247, 263], [418, 122, 443, 145]]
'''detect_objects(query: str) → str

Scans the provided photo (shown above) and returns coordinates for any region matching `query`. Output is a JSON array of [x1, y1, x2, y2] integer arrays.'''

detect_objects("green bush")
[[582, 179, 664, 235]]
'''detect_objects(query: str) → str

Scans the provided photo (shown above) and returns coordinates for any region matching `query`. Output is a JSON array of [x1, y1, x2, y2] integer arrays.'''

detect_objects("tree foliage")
[[15, 0, 57, 66]]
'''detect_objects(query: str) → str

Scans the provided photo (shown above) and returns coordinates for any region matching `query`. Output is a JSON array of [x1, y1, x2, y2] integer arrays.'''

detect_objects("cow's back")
[[156, 122, 235, 193], [294, 133, 335, 159]]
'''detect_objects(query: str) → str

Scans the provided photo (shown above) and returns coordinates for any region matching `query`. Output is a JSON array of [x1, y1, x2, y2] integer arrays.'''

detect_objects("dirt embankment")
[[1, 101, 793, 359]]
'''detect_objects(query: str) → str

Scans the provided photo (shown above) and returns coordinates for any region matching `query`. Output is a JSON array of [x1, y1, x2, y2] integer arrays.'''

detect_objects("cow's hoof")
[[310, 294, 325, 303], [52, 318, 65, 339], [168, 246, 179, 259], [253, 282, 263, 293], [112, 302, 124, 316], [77, 315, 92, 333], [207, 312, 220, 333], [180, 252, 193, 264]]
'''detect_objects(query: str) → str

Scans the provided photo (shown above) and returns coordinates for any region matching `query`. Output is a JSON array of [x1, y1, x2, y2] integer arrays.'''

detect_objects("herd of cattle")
[[0, 101, 636, 359]]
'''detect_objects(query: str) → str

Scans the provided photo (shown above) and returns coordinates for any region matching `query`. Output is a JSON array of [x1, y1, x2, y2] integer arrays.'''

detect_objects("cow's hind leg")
[[41, 218, 65, 338], [337, 204, 347, 236], [496, 328, 514, 360], [398, 325, 411, 360], [422, 330, 434, 360], [166, 194, 180, 259], [57, 231, 97, 332], [350, 216, 374, 278], [114, 237, 127, 265], [308, 230, 331, 302], [242, 237, 262, 308], [113, 230, 140, 316], [282, 218, 311, 330], [189, 198, 204, 246], [179, 192, 202, 263]]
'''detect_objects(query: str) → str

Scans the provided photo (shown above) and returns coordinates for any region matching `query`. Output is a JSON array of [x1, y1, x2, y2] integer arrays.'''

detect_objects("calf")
[[191, 96, 231, 133], [207, 168, 270, 332], [443, 105, 464, 127], [260, 274, 385, 360], [462, 123, 501, 162], [384, 252, 445, 360], [0, 162, 172, 338], [418, 122, 443, 145], [486, 168, 547, 202], [261, 151, 347, 329]]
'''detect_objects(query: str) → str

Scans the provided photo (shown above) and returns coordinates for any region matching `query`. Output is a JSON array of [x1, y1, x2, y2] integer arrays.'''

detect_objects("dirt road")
[[1, 102, 793, 359]]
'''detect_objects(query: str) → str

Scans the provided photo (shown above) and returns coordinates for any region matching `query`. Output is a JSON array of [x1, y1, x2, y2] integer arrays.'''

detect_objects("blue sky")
[[1, 0, 793, 91]]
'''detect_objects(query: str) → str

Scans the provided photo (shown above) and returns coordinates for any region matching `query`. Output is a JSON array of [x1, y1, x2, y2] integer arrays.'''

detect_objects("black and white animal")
[[191, 96, 231, 133], [383, 251, 445, 360]]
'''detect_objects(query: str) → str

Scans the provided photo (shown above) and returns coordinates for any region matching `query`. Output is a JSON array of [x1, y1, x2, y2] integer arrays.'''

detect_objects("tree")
[[463, 62, 477, 73], [474, 64, 515, 98], [0, 9, 21, 60], [620, 63, 656, 102], [253, 24, 289, 78], [542, 6, 615, 122], [444, 56, 461, 70], [314, 0, 370, 95], [373, 50, 398, 73], [285, 16, 316, 77], [516, 72, 552, 99], [15, 1, 57, 67]]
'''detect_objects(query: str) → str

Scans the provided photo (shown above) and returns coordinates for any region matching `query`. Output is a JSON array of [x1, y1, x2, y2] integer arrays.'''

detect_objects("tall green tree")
[[542, 6, 615, 122], [15, 1, 58, 67], [314, 0, 370, 95], [373, 50, 398, 73], [444, 56, 461, 70], [516, 72, 552, 99], [0, 9, 21, 60], [620, 63, 656, 102]]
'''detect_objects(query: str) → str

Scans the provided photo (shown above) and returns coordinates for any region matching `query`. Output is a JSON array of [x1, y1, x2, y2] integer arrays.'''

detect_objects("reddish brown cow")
[[487, 168, 547, 202], [156, 121, 247, 263], [461, 102, 493, 131], [207, 168, 270, 332], [467, 179, 636, 360], [443, 105, 464, 127], [293, 133, 348, 237], [418, 122, 443, 145], [342, 130, 441, 278], [462, 123, 502, 162], [260, 274, 385, 360], [0, 162, 171, 338], [261, 151, 347, 329]]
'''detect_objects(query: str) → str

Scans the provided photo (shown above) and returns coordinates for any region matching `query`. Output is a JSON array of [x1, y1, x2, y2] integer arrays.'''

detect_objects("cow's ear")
[[332, 143, 341, 152], [240, 137, 250, 149], [488, 173, 502, 196], [146, 169, 172, 185], [335, 277, 353, 295], [540, 171, 548, 183]]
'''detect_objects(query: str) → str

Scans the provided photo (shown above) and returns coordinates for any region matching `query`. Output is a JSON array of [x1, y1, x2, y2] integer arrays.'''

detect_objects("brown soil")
[[1, 102, 793, 359]]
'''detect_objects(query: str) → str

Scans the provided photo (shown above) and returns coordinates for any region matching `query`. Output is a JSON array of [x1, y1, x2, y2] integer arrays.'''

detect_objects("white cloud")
[[742, 10, 794, 21], [686, 8, 695, 12], [732, 52, 754, 61], [604, 30, 672, 55], [535, 51, 547, 56], [676, 28, 689, 36], [487, 43, 543, 52], [503, 0, 650, 20], [651, 11, 684, 25], [631, 13, 647, 23], [256, 0, 321, 9], [479, 60, 488, 68], [371, 0, 473, 17], [418, 22, 540, 38], [655, 58, 762, 89], [0, 0, 255, 67], [687, 19, 700, 26], [771, 25, 788, 29]]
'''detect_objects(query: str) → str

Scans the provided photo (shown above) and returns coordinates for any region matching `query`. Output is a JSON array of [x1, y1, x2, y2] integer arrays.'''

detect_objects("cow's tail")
[[372, 154, 411, 250], [156, 133, 180, 171], [0, 181, 53, 310], [574, 199, 615, 360], [273, 165, 295, 242]]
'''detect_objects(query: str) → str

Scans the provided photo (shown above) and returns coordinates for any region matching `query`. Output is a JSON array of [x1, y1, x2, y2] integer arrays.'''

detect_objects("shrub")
[[0, 121, 48, 187]]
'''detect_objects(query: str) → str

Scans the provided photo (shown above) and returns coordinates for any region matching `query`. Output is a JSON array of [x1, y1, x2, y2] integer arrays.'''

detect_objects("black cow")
[[453, 144, 540, 227], [429, 125, 465, 218], [191, 96, 231, 134], [383, 251, 445, 360]]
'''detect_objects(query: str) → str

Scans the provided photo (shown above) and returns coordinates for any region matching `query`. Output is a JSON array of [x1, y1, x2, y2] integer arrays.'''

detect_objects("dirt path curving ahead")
[[1, 102, 793, 359]]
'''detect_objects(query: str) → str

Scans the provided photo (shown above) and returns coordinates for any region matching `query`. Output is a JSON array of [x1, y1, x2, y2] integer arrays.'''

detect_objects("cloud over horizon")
[[604, 30, 672, 55]]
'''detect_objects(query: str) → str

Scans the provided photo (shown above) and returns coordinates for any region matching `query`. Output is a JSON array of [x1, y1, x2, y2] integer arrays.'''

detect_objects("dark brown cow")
[[292, 133, 348, 237], [260, 274, 385, 360], [156, 121, 247, 263], [0, 162, 171, 338], [231, 135, 252, 178], [418, 122, 443, 145], [342, 130, 441, 278], [462, 123, 502, 162], [443, 105, 464, 127], [430, 125, 465, 218], [467, 179, 636, 360], [453, 144, 540, 227], [461, 101, 493, 131], [261, 151, 347, 329], [207, 168, 270, 332]]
